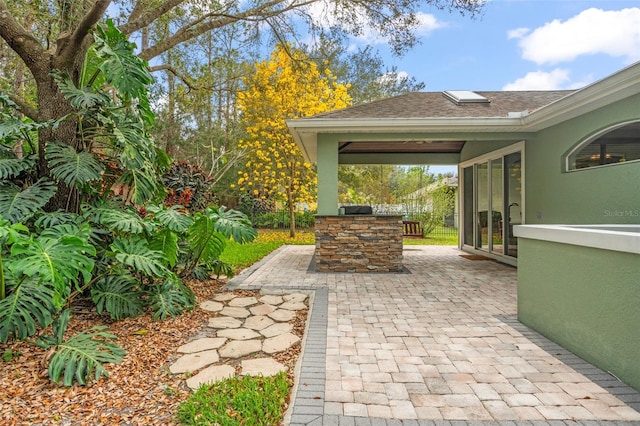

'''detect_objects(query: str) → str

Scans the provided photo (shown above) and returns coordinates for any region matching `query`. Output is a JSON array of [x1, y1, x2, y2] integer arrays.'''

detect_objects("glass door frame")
[[458, 141, 525, 266]]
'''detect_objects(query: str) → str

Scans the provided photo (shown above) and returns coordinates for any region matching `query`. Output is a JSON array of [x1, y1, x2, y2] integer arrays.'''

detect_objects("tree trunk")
[[36, 68, 80, 212], [287, 186, 296, 238]]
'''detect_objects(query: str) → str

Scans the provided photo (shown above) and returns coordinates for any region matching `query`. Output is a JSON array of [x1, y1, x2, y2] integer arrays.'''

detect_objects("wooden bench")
[[402, 221, 423, 238]]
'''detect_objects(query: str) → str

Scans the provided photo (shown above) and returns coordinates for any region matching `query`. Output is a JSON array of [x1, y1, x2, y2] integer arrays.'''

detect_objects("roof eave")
[[522, 61, 640, 130], [287, 117, 527, 163]]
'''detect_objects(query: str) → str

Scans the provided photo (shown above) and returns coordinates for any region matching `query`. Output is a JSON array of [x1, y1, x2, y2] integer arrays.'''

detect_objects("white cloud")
[[507, 27, 529, 40], [502, 69, 572, 90], [414, 12, 446, 36], [511, 8, 640, 65]]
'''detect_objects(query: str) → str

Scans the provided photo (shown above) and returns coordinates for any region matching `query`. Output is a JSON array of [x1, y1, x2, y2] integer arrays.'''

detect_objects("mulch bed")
[[0, 279, 307, 425]]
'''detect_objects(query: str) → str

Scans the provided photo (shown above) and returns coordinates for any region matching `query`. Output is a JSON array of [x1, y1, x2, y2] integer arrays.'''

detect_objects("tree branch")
[[149, 64, 246, 93], [138, 0, 305, 61], [7, 93, 38, 120], [149, 64, 200, 91], [0, 0, 48, 78], [56, 0, 112, 69], [120, 0, 185, 35]]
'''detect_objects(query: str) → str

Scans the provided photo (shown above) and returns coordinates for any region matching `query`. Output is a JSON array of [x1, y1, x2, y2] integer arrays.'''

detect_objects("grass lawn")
[[220, 228, 315, 273]]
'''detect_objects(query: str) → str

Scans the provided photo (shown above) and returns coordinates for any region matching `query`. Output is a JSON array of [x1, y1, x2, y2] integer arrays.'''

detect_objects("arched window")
[[567, 121, 640, 170]]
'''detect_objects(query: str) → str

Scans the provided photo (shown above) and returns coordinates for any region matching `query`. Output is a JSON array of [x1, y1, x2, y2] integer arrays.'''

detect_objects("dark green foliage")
[[148, 278, 195, 320], [0, 278, 56, 342], [0, 155, 36, 180], [149, 204, 193, 233], [0, 20, 257, 387], [111, 237, 168, 277], [0, 179, 57, 224], [37, 309, 125, 386], [150, 229, 179, 267], [46, 142, 104, 188], [207, 206, 257, 244], [91, 275, 145, 320], [11, 226, 95, 305], [93, 207, 148, 234]]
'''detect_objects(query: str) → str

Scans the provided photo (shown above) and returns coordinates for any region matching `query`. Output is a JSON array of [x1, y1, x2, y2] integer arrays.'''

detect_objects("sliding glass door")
[[460, 144, 523, 262]]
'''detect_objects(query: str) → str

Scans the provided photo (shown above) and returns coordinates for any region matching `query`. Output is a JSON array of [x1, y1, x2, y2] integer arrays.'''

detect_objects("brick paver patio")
[[228, 245, 640, 425]]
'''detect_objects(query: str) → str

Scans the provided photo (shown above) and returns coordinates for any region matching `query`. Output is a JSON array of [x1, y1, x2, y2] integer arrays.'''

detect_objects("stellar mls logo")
[[603, 209, 639, 217]]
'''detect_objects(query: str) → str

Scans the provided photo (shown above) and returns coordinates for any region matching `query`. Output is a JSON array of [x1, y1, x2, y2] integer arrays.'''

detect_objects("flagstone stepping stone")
[[244, 315, 275, 331], [241, 358, 287, 377], [268, 309, 296, 322], [208, 317, 242, 329], [169, 350, 220, 374], [213, 293, 237, 302], [259, 294, 284, 305], [219, 339, 262, 359], [279, 301, 306, 311], [178, 337, 226, 354], [262, 333, 300, 354], [186, 365, 235, 390], [220, 306, 251, 318], [200, 300, 224, 312], [284, 293, 307, 303], [228, 296, 258, 307], [250, 303, 276, 316], [217, 328, 260, 340], [260, 322, 293, 338]]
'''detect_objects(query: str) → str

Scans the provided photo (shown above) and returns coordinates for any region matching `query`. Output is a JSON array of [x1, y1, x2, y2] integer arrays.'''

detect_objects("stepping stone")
[[186, 365, 235, 390], [169, 350, 219, 374], [268, 309, 296, 322], [200, 301, 224, 312], [283, 293, 307, 303], [221, 306, 251, 318], [217, 328, 260, 340], [208, 317, 242, 329], [241, 358, 287, 377], [279, 301, 306, 311], [259, 295, 284, 305], [250, 303, 276, 316], [244, 315, 274, 331], [213, 293, 236, 302], [228, 296, 258, 307], [262, 333, 300, 354], [177, 337, 226, 354], [219, 340, 262, 359], [260, 322, 293, 338]]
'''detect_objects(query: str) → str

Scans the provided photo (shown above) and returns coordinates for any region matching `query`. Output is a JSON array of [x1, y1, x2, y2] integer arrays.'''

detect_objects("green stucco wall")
[[518, 238, 640, 391], [459, 139, 525, 162], [524, 93, 640, 224], [317, 135, 339, 215]]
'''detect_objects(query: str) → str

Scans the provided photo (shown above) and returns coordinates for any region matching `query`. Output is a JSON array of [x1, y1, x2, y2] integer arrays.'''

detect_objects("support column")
[[316, 135, 339, 215]]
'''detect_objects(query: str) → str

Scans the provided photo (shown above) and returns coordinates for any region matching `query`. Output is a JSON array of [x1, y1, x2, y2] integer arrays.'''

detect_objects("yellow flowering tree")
[[237, 44, 350, 237]]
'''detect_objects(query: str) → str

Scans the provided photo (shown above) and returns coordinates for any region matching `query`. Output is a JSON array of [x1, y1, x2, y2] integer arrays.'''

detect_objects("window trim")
[[565, 119, 640, 172]]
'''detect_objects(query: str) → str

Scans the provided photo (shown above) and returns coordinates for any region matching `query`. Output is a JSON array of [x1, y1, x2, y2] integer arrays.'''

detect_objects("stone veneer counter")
[[314, 215, 403, 273]]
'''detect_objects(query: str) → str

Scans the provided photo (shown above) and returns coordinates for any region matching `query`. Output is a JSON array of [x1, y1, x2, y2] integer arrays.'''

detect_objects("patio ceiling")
[[338, 140, 466, 155]]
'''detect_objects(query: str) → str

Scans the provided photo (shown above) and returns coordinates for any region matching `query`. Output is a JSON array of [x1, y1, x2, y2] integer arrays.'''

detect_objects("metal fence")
[[250, 210, 458, 238]]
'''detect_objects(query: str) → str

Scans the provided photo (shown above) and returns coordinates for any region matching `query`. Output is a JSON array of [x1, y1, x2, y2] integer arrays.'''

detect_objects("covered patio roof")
[[287, 61, 640, 164]]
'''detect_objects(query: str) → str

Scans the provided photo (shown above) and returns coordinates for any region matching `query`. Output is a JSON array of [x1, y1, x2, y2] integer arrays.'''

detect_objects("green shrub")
[[253, 210, 315, 229]]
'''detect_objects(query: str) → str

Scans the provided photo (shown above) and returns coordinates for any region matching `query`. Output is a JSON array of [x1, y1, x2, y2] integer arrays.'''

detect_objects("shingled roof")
[[310, 90, 575, 119]]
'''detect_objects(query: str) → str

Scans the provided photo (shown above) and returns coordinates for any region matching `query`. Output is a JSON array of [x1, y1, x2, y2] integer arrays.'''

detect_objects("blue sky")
[[363, 0, 640, 92]]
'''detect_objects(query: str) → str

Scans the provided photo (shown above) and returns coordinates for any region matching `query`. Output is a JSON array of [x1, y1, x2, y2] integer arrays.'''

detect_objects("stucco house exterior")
[[287, 61, 640, 391]]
